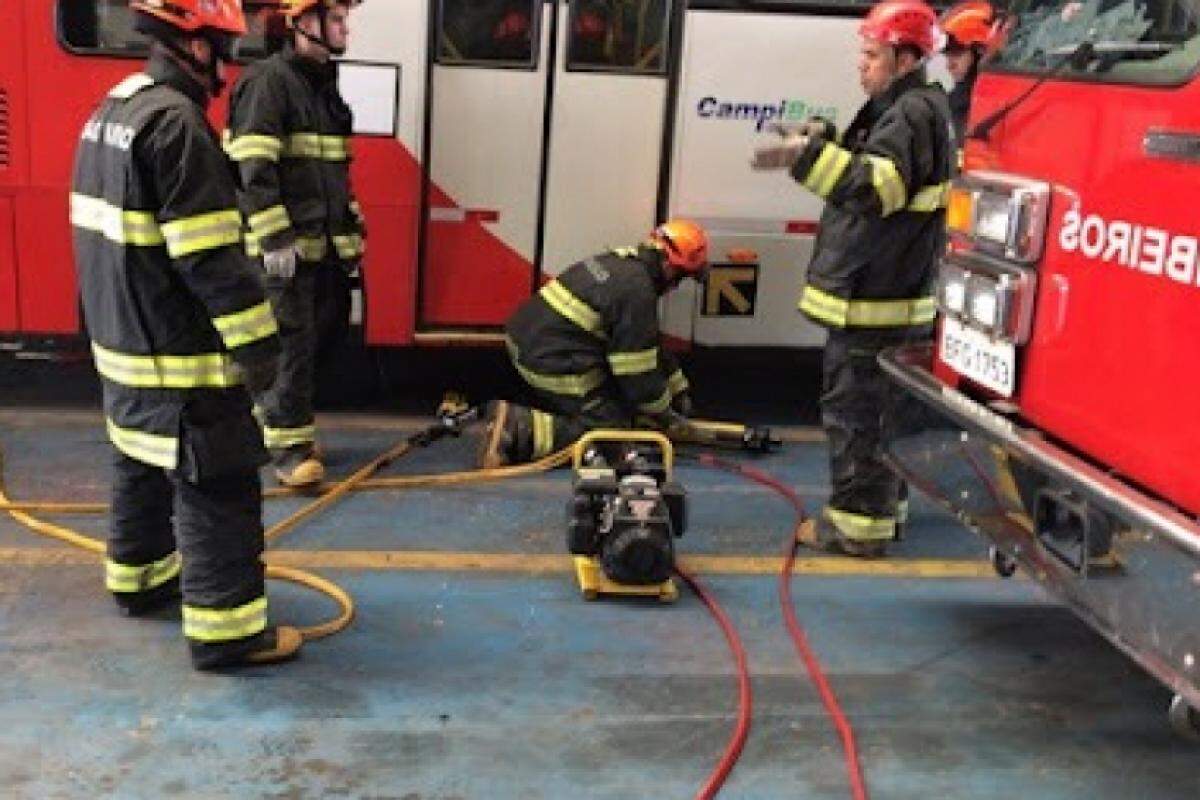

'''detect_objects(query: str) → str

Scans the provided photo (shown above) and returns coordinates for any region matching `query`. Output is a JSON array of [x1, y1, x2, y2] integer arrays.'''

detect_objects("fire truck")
[[0, 0, 903, 353], [882, 0, 1200, 736]]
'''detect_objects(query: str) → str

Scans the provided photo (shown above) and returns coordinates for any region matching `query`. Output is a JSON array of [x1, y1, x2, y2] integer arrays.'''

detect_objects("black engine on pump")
[[567, 440, 686, 585]]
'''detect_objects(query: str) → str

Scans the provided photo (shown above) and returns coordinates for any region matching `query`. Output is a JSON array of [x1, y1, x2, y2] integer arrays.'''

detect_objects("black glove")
[[234, 355, 278, 396], [671, 390, 693, 418]]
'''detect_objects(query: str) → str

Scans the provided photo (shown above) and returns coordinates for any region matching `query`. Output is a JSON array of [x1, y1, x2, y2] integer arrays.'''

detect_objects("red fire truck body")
[[884, 0, 1200, 732]]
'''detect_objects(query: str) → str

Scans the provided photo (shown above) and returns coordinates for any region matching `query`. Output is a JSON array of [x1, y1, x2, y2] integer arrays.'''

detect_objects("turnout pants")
[[819, 327, 921, 544], [522, 383, 634, 460], [255, 261, 350, 455], [106, 392, 270, 663]]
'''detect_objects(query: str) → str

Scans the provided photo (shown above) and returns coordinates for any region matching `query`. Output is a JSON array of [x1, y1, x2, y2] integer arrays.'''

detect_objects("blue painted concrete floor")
[[0, 409, 1196, 799]]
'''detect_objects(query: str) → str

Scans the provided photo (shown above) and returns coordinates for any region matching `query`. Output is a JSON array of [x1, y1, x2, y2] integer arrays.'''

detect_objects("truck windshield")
[[991, 0, 1200, 85]]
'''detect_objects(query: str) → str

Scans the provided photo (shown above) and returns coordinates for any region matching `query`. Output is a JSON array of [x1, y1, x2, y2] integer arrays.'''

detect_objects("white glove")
[[768, 119, 833, 139], [750, 134, 809, 171], [262, 245, 297, 280]]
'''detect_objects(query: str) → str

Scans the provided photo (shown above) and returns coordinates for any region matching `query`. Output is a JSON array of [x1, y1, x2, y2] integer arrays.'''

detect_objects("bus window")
[[58, 0, 269, 60], [436, 0, 541, 68], [58, 0, 148, 54], [567, 0, 672, 74]]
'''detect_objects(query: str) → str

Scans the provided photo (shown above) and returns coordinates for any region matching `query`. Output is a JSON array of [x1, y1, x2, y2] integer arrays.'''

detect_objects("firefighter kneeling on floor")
[[479, 220, 709, 468], [752, 0, 953, 558], [70, 0, 301, 669]]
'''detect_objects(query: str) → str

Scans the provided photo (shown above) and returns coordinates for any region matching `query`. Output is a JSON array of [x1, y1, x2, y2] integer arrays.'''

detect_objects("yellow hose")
[[0, 435, 572, 644]]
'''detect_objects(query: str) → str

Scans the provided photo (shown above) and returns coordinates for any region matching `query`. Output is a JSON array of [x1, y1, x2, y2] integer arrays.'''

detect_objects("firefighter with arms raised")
[[752, 0, 954, 557]]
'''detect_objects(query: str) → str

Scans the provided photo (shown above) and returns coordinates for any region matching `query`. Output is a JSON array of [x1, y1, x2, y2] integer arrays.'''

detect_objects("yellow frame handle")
[[572, 429, 675, 479]]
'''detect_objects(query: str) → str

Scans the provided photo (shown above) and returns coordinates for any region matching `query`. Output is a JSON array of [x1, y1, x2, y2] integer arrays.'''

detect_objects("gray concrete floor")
[[0, 410, 1196, 799]]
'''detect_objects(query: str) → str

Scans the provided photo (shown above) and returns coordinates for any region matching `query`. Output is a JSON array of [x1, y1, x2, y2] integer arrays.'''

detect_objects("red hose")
[[675, 564, 753, 800], [697, 453, 870, 800]]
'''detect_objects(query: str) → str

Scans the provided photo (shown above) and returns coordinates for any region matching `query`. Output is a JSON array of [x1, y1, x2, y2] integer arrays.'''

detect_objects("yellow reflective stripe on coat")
[[539, 281, 605, 338], [106, 418, 178, 470], [799, 286, 935, 328], [212, 301, 277, 350], [825, 508, 896, 542], [224, 132, 284, 162], [513, 361, 606, 398], [106, 551, 181, 593], [638, 385, 672, 415], [160, 209, 243, 258], [333, 233, 364, 259], [862, 154, 907, 216], [91, 342, 242, 389], [608, 348, 658, 376], [183, 597, 268, 643], [263, 424, 317, 450], [247, 205, 291, 240], [70, 193, 164, 247], [667, 368, 689, 396], [802, 142, 852, 198], [907, 182, 949, 212], [531, 410, 556, 458], [285, 133, 350, 161]]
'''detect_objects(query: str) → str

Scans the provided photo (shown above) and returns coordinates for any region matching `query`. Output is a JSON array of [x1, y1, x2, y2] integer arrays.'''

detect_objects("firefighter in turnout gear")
[[71, 0, 303, 669], [225, 0, 365, 488], [752, 0, 953, 557], [941, 1, 1006, 149], [480, 220, 709, 468]]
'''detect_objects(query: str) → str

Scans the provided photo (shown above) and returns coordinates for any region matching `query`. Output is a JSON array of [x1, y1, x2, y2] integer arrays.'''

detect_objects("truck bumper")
[[882, 343, 1200, 710]]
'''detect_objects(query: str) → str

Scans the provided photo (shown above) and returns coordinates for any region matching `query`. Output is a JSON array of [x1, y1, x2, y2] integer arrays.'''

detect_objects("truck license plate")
[[939, 316, 1016, 396]]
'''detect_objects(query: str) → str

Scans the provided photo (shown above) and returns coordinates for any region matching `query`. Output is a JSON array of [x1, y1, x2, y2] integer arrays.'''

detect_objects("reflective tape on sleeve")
[[212, 301, 278, 350], [160, 209, 243, 258], [607, 348, 659, 376]]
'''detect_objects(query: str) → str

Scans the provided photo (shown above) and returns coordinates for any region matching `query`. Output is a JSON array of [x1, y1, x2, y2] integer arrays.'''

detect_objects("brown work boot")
[[191, 626, 304, 671], [797, 516, 889, 559], [273, 445, 325, 489]]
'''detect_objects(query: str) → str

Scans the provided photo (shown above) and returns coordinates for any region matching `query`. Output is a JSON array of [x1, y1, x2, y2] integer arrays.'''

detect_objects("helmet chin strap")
[[159, 34, 227, 96], [293, 7, 347, 57]]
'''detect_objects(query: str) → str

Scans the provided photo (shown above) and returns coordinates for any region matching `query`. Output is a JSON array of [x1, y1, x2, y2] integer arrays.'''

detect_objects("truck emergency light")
[[945, 171, 1052, 264]]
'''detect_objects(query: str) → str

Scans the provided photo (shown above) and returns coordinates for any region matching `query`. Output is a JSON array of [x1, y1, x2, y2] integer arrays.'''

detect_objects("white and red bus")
[[0, 0, 939, 352]]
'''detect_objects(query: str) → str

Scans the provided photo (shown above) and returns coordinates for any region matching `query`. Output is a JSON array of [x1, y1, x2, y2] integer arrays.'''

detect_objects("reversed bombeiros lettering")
[[1059, 208, 1199, 286]]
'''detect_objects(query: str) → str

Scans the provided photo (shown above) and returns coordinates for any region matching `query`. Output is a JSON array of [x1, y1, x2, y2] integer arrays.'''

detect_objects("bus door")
[[421, 0, 677, 330]]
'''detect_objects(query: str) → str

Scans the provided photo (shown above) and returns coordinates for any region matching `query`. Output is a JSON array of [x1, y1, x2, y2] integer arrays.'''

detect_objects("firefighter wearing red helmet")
[[752, 0, 954, 557], [942, 1, 1006, 146], [224, 0, 365, 488], [71, 0, 304, 669], [479, 221, 709, 468]]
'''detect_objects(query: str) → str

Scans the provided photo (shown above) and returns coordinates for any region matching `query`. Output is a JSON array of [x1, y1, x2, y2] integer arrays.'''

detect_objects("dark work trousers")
[[526, 383, 634, 459], [820, 326, 926, 541], [108, 395, 268, 661], [257, 263, 319, 454]]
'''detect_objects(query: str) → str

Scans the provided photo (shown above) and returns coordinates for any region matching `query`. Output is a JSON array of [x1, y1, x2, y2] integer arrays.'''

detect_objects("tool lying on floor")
[[566, 430, 686, 602], [671, 417, 782, 454]]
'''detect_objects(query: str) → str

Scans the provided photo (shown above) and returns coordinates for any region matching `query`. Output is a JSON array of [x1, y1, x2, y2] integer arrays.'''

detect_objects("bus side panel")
[[17, 188, 76, 333], [663, 11, 863, 348], [0, 200, 16, 331], [343, 0, 425, 346], [352, 138, 420, 346], [539, 2, 667, 276], [23, 2, 139, 334], [1, 2, 29, 189]]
